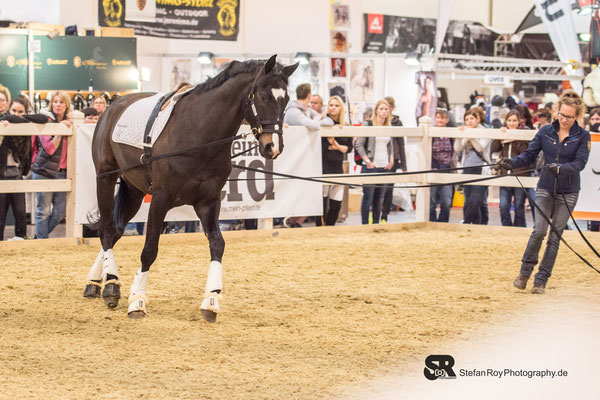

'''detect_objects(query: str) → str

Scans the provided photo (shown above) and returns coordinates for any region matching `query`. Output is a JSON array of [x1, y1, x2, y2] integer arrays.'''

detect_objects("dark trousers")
[[0, 189, 27, 240], [499, 186, 527, 227], [361, 167, 386, 224], [316, 196, 343, 226], [381, 184, 394, 221]]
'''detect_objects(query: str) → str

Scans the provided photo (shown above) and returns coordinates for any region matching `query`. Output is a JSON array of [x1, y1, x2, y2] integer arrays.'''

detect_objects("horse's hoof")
[[83, 283, 101, 298], [102, 283, 121, 308], [128, 310, 147, 319], [201, 309, 217, 323]]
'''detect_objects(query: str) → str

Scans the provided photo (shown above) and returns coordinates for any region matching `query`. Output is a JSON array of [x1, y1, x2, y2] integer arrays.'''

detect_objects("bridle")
[[244, 78, 284, 139]]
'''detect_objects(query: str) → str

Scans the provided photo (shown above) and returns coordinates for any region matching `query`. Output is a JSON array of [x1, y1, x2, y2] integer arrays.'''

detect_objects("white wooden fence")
[[0, 115, 539, 237]]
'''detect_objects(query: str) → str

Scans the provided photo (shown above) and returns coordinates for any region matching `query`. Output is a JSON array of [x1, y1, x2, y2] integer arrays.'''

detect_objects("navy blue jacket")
[[510, 120, 591, 194]]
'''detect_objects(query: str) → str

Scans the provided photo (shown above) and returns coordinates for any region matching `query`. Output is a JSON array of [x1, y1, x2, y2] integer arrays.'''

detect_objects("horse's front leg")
[[195, 199, 225, 323], [127, 190, 171, 319]]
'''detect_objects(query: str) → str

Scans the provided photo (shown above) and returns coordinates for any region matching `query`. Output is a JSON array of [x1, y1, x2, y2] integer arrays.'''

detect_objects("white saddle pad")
[[112, 88, 193, 149]]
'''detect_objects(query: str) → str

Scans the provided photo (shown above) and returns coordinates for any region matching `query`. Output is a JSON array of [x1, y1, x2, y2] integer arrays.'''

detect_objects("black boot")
[[325, 200, 342, 226]]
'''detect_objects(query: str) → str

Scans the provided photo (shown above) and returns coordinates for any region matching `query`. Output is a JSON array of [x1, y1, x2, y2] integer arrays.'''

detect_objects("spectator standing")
[[430, 109, 455, 222], [0, 97, 46, 240], [455, 108, 491, 224], [82, 107, 99, 124], [31, 91, 72, 238], [309, 94, 324, 117], [0, 85, 10, 115], [283, 83, 321, 227], [380, 96, 406, 222], [491, 110, 530, 227], [356, 99, 394, 225], [92, 95, 107, 116], [317, 96, 352, 226]]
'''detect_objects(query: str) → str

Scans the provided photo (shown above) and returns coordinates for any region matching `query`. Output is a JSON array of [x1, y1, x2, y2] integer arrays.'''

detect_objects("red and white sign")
[[367, 14, 384, 34]]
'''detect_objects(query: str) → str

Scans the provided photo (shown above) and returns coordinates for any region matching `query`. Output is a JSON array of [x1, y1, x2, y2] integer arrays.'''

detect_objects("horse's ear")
[[264, 54, 277, 74], [283, 62, 300, 79]]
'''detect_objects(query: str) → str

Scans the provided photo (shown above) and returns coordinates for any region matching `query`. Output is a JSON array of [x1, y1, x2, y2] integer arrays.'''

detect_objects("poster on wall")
[[349, 59, 374, 103], [415, 71, 437, 121], [99, 0, 239, 41], [168, 59, 191, 90], [331, 58, 346, 77], [331, 31, 349, 53], [332, 4, 350, 29], [573, 136, 600, 220], [363, 13, 496, 55], [350, 102, 374, 126], [288, 60, 324, 99], [328, 82, 348, 104]]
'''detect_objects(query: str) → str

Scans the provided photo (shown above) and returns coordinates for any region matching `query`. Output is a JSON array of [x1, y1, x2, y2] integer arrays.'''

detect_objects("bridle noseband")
[[245, 90, 284, 139]]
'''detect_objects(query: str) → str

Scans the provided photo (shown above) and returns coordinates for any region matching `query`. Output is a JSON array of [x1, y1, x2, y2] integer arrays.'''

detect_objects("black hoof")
[[128, 310, 146, 319], [201, 309, 217, 323], [83, 283, 101, 298], [102, 283, 121, 308]]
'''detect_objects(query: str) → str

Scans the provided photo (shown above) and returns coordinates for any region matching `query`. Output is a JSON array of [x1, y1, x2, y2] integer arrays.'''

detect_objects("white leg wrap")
[[86, 250, 104, 281], [101, 249, 119, 281], [201, 292, 222, 313], [205, 261, 223, 293], [128, 268, 149, 315]]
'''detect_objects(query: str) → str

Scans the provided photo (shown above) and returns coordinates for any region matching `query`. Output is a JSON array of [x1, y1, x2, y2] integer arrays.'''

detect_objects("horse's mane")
[[192, 59, 271, 95]]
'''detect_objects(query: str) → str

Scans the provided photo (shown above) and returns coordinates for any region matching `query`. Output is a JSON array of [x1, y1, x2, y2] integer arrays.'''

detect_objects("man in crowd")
[[283, 83, 321, 130], [309, 94, 324, 117], [430, 109, 455, 222]]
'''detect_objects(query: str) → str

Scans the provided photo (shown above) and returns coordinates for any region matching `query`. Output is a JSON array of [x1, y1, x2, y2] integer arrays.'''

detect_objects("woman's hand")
[[1, 120, 8, 127], [365, 161, 375, 169], [384, 162, 394, 170], [458, 125, 466, 131], [500, 127, 507, 133], [61, 120, 72, 128]]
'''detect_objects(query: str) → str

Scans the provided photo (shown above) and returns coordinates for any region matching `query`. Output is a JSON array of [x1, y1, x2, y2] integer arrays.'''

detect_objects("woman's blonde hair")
[[370, 99, 391, 126], [327, 96, 347, 126], [46, 90, 71, 117], [93, 95, 107, 105], [555, 90, 585, 119], [0, 84, 11, 103]]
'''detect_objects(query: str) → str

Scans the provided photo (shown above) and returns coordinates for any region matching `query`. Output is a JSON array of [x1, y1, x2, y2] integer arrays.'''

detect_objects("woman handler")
[[500, 91, 591, 294]]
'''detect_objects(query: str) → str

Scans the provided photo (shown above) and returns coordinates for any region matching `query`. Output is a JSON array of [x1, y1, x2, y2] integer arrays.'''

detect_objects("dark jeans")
[[430, 185, 453, 222], [0, 179, 27, 240], [462, 166, 487, 224], [381, 184, 394, 220], [520, 189, 578, 285], [499, 186, 527, 227], [361, 167, 386, 224]]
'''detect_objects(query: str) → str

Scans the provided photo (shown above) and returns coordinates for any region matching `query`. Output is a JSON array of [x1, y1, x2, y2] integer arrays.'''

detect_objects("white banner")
[[125, 0, 157, 23], [75, 125, 322, 224], [435, 0, 455, 54], [533, 0, 584, 93], [574, 136, 600, 219]]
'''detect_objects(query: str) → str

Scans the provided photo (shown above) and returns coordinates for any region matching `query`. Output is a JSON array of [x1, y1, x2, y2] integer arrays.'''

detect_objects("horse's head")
[[244, 54, 299, 160]]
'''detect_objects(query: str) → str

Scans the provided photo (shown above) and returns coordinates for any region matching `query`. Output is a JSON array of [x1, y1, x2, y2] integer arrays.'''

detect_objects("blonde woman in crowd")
[[355, 99, 394, 224], [318, 96, 352, 226], [31, 90, 72, 238]]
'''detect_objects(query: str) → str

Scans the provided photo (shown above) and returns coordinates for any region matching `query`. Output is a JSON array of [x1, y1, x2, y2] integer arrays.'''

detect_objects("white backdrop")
[[574, 137, 600, 218], [75, 125, 322, 224]]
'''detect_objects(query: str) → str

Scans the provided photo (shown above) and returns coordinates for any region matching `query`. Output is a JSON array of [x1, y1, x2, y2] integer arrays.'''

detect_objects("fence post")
[[416, 116, 432, 222], [66, 110, 84, 238]]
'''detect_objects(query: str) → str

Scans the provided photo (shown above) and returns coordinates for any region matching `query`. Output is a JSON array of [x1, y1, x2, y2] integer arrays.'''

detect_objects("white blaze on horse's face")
[[271, 88, 286, 101]]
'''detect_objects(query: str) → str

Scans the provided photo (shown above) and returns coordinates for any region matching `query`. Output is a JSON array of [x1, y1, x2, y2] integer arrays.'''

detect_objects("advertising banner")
[[99, 0, 239, 41], [573, 135, 600, 221], [75, 125, 322, 224], [363, 13, 496, 56], [0, 35, 137, 94]]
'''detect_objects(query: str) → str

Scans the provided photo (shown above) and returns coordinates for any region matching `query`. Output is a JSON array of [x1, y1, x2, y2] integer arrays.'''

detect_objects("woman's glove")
[[547, 163, 560, 176]]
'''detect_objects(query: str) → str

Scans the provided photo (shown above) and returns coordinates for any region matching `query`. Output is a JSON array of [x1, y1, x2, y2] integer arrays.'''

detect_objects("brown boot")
[[531, 283, 546, 294], [513, 274, 529, 290]]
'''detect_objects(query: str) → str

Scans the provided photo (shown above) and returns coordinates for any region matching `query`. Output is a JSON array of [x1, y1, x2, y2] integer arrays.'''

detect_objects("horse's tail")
[[85, 177, 133, 233]]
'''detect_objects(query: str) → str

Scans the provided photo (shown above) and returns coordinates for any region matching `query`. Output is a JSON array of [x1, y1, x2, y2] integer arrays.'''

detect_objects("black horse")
[[83, 55, 298, 322]]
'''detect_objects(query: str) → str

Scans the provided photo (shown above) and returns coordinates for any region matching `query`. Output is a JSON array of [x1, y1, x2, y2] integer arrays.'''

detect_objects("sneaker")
[[381, 219, 387, 224], [531, 283, 546, 294], [123, 229, 139, 236], [7, 236, 24, 241], [283, 217, 293, 228], [513, 274, 529, 290], [368, 212, 373, 225]]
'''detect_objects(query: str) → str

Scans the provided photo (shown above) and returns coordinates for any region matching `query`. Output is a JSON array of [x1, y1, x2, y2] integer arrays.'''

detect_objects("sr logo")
[[424, 355, 456, 380]]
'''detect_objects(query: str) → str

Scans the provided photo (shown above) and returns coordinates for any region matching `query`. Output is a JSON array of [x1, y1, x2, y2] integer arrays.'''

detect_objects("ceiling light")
[[197, 52, 214, 65], [404, 52, 421, 66], [294, 52, 311, 65]]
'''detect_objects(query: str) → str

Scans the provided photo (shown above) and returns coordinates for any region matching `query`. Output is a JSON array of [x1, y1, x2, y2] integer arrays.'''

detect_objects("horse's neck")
[[205, 73, 255, 137]]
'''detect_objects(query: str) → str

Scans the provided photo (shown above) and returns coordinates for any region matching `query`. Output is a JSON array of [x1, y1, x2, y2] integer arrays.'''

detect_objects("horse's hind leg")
[[83, 178, 146, 301], [127, 190, 171, 319], [195, 199, 225, 323]]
